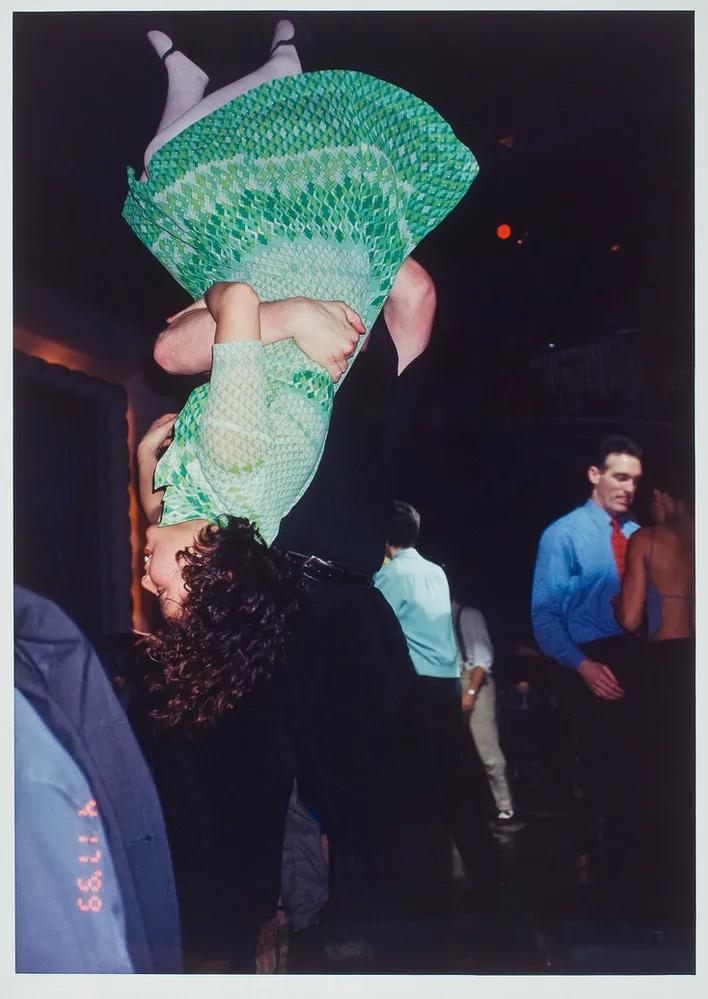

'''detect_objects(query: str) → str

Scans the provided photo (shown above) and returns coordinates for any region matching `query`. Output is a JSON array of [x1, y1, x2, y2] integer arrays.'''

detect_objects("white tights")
[[141, 19, 302, 179]]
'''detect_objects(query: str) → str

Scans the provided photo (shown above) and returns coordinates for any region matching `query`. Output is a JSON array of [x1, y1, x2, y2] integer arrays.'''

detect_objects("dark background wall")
[[14, 351, 133, 638]]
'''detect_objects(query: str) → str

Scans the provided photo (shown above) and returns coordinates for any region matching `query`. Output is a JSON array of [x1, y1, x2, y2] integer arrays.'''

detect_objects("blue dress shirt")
[[531, 499, 639, 669], [374, 548, 459, 679]]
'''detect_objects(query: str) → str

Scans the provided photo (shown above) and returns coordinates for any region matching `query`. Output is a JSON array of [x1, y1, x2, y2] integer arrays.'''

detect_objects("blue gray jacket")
[[14, 586, 181, 974]]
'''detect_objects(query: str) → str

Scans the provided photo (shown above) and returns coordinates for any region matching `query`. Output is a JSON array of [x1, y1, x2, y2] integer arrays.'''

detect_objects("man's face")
[[588, 452, 642, 517]]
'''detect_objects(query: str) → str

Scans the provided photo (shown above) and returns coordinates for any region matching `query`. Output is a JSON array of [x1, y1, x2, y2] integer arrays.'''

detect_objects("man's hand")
[[461, 691, 477, 713], [577, 659, 624, 700], [460, 666, 486, 713], [262, 298, 366, 383], [138, 413, 178, 460]]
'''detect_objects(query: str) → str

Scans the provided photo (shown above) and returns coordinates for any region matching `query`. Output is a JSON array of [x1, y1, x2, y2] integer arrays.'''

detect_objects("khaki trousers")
[[467, 675, 513, 814]]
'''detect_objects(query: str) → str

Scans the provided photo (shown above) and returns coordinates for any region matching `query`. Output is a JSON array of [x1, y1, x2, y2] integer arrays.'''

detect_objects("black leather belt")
[[286, 551, 371, 585]]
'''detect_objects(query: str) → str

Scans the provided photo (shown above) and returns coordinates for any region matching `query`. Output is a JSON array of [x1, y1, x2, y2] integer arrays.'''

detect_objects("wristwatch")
[[466, 688, 477, 697]]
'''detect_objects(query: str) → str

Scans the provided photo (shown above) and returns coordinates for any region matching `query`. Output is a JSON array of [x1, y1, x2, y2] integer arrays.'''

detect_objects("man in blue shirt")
[[375, 502, 504, 897], [532, 434, 642, 698], [531, 434, 643, 899]]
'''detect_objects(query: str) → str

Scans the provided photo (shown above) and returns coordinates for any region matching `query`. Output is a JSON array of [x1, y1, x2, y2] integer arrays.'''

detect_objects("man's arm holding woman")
[[152, 255, 435, 381]]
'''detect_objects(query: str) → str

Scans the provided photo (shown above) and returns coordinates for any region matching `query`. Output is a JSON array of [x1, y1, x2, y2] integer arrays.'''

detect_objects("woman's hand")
[[138, 413, 178, 460], [293, 300, 366, 383], [137, 414, 177, 525], [262, 298, 366, 383]]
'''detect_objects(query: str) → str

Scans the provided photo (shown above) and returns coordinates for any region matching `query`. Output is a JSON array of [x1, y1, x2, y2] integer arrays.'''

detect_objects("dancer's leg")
[[148, 30, 210, 134], [143, 20, 302, 173], [140, 30, 210, 180]]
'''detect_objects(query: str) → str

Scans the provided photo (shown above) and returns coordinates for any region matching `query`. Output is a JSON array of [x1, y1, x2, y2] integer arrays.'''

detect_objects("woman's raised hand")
[[138, 413, 179, 459]]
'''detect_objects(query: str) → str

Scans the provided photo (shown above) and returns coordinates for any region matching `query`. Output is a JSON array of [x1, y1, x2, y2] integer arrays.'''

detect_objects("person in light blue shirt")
[[374, 501, 505, 894], [374, 545, 459, 681], [531, 434, 642, 700]]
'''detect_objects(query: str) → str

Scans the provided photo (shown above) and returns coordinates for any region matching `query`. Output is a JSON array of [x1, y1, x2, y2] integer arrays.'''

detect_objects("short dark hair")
[[593, 434, 642, 470], [387, 500, 421, 549], [649, 456, 693, 506]]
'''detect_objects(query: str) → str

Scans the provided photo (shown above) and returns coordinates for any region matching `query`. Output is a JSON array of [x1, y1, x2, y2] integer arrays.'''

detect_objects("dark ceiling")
[[14, 10, 694, 357]]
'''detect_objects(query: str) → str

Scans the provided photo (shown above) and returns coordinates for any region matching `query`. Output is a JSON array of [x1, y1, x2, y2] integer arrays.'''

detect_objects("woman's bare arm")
[[205, 282, 262, 342]]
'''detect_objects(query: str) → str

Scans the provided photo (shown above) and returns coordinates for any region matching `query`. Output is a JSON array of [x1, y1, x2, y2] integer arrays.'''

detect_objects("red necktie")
[[610, 518, 628, 580]]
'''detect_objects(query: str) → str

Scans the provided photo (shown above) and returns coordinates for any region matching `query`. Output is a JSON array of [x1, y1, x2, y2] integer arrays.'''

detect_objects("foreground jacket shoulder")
[[14, 586, 181, 974]]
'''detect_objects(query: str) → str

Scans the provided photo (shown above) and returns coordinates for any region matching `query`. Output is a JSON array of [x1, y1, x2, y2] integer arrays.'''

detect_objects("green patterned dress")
[[123, 70, 478, 544]]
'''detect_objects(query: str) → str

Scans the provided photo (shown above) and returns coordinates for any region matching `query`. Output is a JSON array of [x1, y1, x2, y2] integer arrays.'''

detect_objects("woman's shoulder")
[[628, 523, 653, 543]]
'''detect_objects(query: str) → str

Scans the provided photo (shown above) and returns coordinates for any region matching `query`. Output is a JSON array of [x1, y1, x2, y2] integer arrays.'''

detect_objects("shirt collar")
[[583, 498, 627, 528], [390, 547, 419, 561]]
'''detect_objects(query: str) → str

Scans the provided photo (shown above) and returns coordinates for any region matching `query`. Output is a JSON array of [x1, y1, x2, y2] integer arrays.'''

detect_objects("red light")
[[610, 244, 621, 252], [497, 224, 512, 240]]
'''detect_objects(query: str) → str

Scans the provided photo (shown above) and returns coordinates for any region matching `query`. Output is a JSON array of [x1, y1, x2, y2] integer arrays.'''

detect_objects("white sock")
[[142, 21, 302, 175]]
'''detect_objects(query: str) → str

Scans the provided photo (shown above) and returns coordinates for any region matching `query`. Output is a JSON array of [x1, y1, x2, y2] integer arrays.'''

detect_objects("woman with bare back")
[[613, 460, 694, 931]]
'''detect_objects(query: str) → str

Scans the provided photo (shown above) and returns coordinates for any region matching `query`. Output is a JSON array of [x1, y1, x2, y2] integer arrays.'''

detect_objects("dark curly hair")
[[144, 516, 304, 727]]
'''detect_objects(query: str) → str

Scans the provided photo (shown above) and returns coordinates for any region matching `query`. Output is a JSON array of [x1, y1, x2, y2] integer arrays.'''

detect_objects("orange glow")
[[14, 329, 103, 379], [497, 224, 512, 240], [126, 402, 149, 633], [78, 800, 98, 818], [498, 136, 515, 148]]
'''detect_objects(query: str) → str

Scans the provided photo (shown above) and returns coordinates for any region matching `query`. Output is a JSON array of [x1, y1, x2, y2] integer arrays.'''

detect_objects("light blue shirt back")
[[374, 548, 459, 679], [531, 499, 639, 669]]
